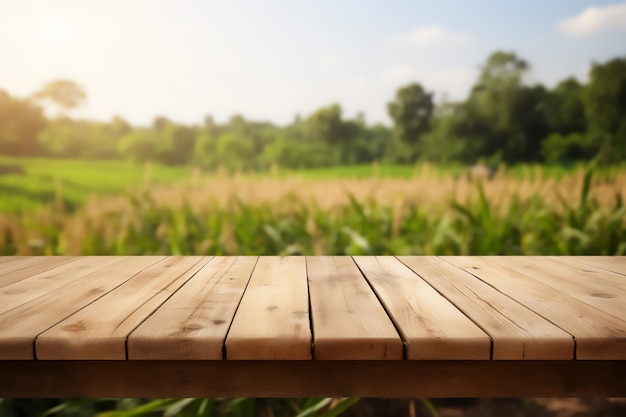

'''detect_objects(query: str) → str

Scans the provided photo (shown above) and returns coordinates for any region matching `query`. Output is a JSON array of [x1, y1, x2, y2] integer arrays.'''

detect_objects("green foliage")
[[193, 132, 219, 168], [118, 123, 197, 166], [458, 51, 550, 163], [583, 56, 626, 163], [387, 82, 433, 148], [118, 130, 161, 163], [217, 132, 254, 171], [303, 103, 361, 165], [161, 124, 197, 165], [541, 132, 595, 164], [544, 77, 586, 136], [39, 118, 122, 159]]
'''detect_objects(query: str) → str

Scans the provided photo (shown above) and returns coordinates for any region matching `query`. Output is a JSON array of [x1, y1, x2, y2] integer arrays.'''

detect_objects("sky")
[[1, 0, 625, 127]]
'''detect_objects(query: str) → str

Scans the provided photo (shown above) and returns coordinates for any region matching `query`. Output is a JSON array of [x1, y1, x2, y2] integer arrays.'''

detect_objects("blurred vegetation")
[[0, 397, 360, 417], [1, 162, 623, 257], [0, 157, 192, 213], [1, 52, 625, 169]]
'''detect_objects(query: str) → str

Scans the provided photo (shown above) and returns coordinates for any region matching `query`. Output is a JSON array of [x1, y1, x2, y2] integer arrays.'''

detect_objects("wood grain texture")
[[564, 256, 626, 276], [492, 256, 625, 320], [444, 256, 626, 359], [129, 256, 257, 360], [1, 360, 624, 398], [37, 257, 209, 360], [0, 257, 38, 274], [0, 257, 77, 288], [226, 256, 311, 360], [0, 256, 27, 265], [0, 257, 122, 317], [353, 256, 490, 360], [399, 257, 574, 360], [307, 256, 402, 360], [0, 257, 163, 359]]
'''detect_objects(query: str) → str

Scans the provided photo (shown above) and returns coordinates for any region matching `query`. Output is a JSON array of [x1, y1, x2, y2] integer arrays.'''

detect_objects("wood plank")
[[398, 257, 574, 360], [549, 256, 626, 286], [0, 256, 37, 273], [225, 256, 311, 360], [353, 256, 490, 360], [129, 256, 257, 360], [36, 257, 210, 360], [0, 257, 123, 317], [0, 256, 26, 265], [0, 257, 164, 359], [307, 256, 402, 360], [489, 256, 625, 321], [1, 360, 624, 398], [444, 256, 626, 359], [0, 257, 77, 289], [565, 256, 626, 275]]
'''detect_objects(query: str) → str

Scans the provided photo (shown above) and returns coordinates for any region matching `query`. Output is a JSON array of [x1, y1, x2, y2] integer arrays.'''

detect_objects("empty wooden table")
[[0, 256, 624, 397]]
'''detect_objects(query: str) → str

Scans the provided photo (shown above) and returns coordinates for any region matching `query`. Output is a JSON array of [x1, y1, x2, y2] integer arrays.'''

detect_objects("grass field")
[[0, 157, 194, 213]]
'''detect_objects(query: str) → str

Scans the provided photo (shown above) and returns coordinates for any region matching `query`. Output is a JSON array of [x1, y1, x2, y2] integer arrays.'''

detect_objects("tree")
[[545, 77, 586, 136], [160, 124, 196, 165], [0, 90, 46, 156], [583, 57, 626, 163], [217, 132, 253, 171], [305, 104, 345, 146], [152, 116, 170, 132], [387, 83, 433, 148], [459, 51, 550, 163], [34, 80, 86, 115], [117, 130, 160, 163], [110, 115, 132, 138], [304, 103, 355, 164]]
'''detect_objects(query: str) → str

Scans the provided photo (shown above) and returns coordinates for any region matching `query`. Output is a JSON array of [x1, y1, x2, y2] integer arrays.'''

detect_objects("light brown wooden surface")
[[129, 256, 257, 360], [37, 257, 209, 360], [494, 256, 625, 320], [0, 255, 624, 365], [353, 256, 490, 359], [0, 256, 76, 288], [0, 257, 121, 316], [0, 257, 163, 359], [562, 256, 626, 275], [307, 256, 402, 359], [399, 256, 575, 359], [443, 256, 626, 359], [225, 256, 311, 359]]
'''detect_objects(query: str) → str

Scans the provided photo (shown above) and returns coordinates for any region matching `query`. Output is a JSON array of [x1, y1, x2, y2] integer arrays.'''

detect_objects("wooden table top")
[[1, 255, 625, 397], [0, 256, 626, 398]]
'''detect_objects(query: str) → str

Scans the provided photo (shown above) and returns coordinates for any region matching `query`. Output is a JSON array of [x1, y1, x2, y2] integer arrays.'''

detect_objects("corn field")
[[1, 164, 624, 256]]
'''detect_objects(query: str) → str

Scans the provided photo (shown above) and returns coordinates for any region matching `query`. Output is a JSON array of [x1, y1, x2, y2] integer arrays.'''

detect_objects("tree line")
[[1, 51, 625, 168]]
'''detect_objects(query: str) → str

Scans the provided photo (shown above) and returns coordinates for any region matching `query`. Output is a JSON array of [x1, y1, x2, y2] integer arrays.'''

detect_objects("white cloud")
[[391, 25, 472, 48], [558, 3, 626, 37]]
